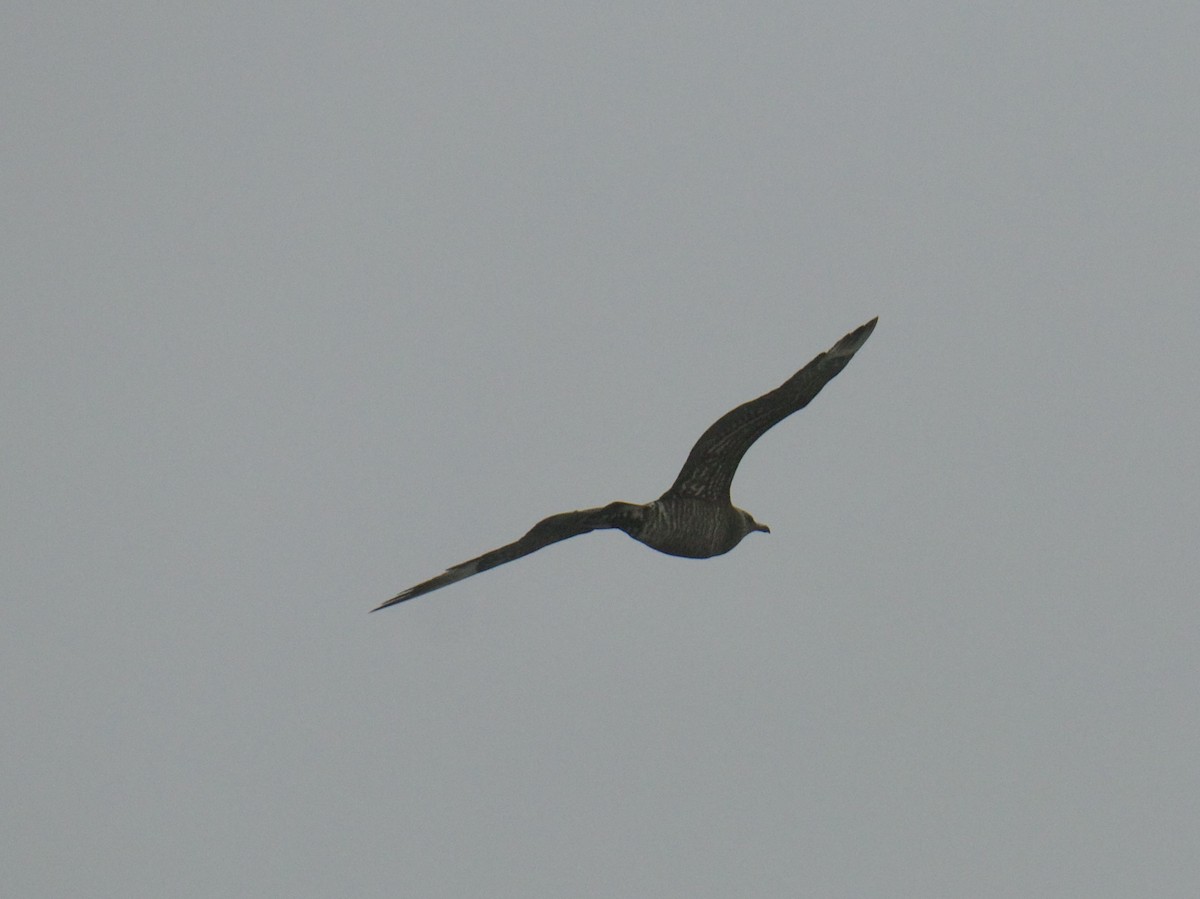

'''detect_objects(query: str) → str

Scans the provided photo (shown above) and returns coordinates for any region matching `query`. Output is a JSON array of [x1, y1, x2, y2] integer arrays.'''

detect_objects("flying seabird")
[[373, 317, 877, 611]]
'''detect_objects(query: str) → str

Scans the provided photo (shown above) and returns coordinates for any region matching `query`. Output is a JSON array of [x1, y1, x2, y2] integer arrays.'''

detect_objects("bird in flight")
[[373, 317, 877, 611]]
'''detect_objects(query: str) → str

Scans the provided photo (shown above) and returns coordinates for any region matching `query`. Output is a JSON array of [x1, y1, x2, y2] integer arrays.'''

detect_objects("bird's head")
[[741, 510, 770, 536]]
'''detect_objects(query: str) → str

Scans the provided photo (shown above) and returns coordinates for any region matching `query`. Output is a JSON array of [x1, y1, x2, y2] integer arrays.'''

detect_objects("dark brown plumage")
[[373, 317, 877, 611]]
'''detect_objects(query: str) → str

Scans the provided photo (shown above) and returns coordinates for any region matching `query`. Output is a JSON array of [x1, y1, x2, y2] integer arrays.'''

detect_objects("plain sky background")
[[5, 3, 1198, 896]]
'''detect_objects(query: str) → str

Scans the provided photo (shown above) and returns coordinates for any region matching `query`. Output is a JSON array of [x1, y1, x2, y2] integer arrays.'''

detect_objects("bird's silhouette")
[[373, 317, 877, 610]]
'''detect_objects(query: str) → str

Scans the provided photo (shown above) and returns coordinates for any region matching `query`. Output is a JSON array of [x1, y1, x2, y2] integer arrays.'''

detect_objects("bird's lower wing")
[[372, 503, 641, 611]]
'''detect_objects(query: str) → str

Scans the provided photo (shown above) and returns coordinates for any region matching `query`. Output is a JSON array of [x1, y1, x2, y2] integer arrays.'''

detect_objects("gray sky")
[[5, 3, 1198, 896]]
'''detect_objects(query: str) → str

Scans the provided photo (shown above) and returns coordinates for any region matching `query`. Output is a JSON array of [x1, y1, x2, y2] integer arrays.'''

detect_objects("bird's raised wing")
[[372, 502, 644, 610], [664, 317, 877, 503]]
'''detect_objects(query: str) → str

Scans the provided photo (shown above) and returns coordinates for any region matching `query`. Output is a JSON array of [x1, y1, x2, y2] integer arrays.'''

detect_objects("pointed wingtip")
[[830, 316, 878, 358], [371, 560, 480, 613], [370, 592, 408, 613]]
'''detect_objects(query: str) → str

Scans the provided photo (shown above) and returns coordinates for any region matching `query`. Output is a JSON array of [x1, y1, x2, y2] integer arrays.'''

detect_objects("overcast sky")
[[5, 3, 1199, 896]]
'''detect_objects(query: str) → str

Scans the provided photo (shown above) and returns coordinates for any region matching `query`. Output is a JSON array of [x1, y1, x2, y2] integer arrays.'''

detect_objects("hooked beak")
[[756, 522, 771, 534]]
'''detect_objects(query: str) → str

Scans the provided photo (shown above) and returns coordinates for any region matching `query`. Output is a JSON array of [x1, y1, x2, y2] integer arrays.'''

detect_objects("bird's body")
[[635, 497, 764, 558], [373, 317, 877, 611]]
